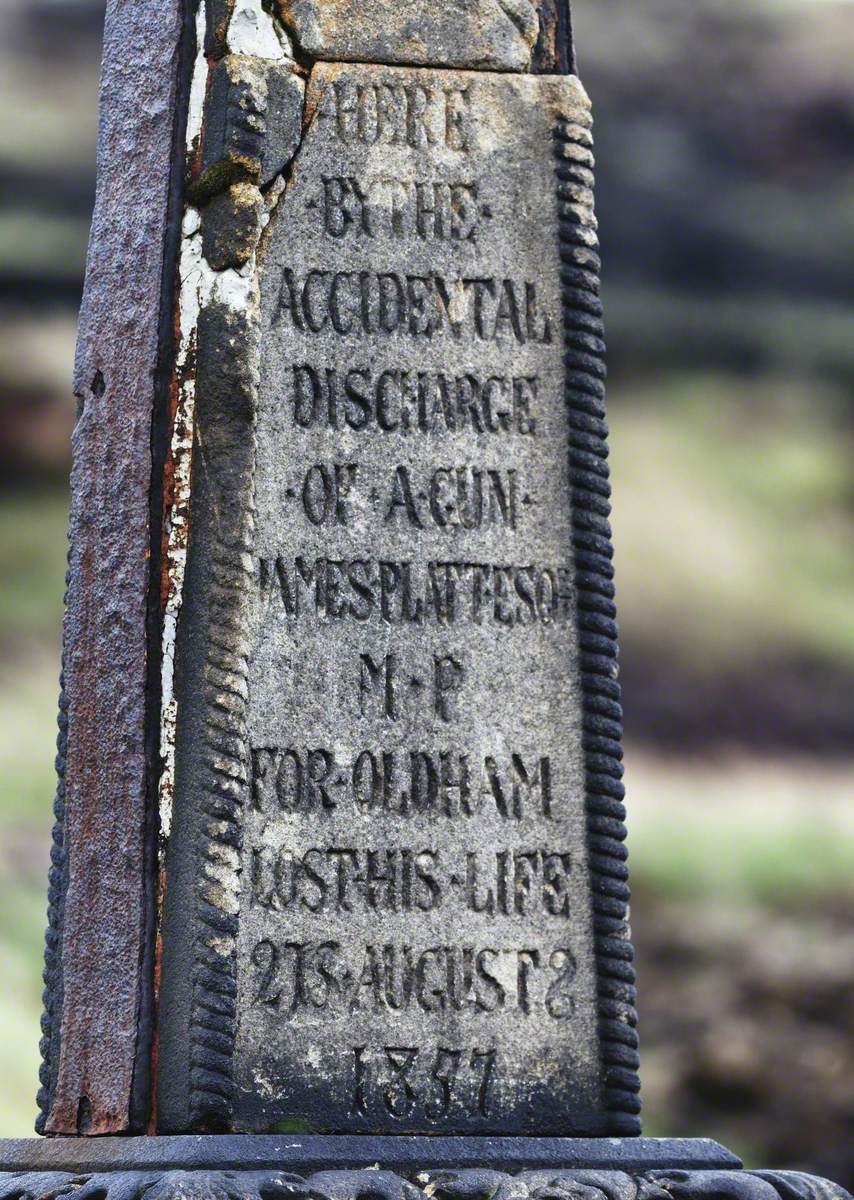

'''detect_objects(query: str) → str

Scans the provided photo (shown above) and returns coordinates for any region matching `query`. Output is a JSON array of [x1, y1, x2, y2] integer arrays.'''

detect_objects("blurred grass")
[[0, 59, 97, 173], [0, 876, 47, 1136], [627, 749, 854, 904], [610, 372, 854, 672], [0, 497, 65, 1133], [0, 658, 61, 837], [0, 492, 67, 655], [0, 215, 88, 279]]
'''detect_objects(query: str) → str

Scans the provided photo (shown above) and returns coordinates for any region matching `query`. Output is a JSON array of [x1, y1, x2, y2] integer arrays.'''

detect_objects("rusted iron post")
[[37, 0, 191, 1136]]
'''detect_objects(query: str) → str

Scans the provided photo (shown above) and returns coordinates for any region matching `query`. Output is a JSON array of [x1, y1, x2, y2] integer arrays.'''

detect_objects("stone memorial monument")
[[0, 1, 849, 1198]]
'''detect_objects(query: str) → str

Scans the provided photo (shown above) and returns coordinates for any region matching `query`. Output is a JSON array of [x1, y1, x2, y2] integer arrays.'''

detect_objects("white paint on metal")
[[185, 2, 209, 157]]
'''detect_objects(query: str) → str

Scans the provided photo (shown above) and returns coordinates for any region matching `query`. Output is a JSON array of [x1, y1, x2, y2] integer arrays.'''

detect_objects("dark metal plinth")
[[0, 1137, 850, 1200], [0, 1136, 738, 1174]]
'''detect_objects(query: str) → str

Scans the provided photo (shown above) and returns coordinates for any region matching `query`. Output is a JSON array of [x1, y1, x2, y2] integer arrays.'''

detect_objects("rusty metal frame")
[[37, 0, 193, 1136], [533, 0, 575, 73]]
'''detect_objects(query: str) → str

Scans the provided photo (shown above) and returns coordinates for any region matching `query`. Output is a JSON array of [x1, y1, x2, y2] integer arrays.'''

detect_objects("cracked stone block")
[[276, 0, 540, 71], [201, 182, 264, 270], [195, 55, 304, 200], [261, 61, 306, 185]]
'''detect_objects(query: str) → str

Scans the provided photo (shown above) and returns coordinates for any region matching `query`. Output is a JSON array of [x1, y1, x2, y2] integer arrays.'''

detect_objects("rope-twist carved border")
[[186, 305, 259, 1129], [189, 529, 256, 1128], [555, 109, 642, 1132]]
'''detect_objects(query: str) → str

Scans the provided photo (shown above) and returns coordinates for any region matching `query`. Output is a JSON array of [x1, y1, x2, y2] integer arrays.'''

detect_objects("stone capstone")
[[276, 0, 540, 71]]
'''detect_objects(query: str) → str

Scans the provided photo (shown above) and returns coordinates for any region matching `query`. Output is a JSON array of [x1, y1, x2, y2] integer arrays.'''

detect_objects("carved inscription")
[[235, 64, 602, 1134], [273, 270, 552, 342], [326, 79, 474, 150]]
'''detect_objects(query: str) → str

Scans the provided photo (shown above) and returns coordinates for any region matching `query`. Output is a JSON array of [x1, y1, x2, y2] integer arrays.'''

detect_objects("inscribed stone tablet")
[[232, 64, 604, 1133]]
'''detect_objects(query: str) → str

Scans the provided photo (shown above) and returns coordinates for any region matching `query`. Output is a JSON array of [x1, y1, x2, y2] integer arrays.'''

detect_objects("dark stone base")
[[0, 1138, 849, 1200]]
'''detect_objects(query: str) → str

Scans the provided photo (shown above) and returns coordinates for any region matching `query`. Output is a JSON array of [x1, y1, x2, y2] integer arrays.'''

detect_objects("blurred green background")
[[0, 0, 852, 1176]]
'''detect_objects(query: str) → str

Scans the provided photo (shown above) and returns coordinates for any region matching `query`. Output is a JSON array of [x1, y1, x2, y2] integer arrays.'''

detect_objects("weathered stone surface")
[[160, 57, 625, 1135], [261, 62, 306, 185], [232, 63, 602, 1136], [202, 183, 265, 270], [277, 0, 540, 72], [194, 56, 303, 199]]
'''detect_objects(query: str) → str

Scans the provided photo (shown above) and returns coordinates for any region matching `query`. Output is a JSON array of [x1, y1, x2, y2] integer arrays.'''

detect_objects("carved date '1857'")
[[351, 1045, 497, 1121]]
